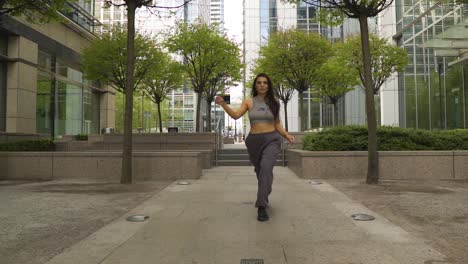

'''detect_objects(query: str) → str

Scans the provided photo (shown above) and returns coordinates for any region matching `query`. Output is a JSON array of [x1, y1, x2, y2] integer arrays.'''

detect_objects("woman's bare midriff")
[[249, 123, 276, 134]]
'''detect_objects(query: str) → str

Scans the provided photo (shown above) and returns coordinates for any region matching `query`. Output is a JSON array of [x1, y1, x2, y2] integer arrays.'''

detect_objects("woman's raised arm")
[[215, 97, 250, 120]]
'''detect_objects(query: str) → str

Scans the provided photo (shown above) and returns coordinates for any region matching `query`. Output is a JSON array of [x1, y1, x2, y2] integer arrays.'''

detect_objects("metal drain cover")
[[177, 181, 190, 185], [240, 259, 264, 264], [351, 213, 375, 221], [308, 181, 322, 185], [126, 215, 149, 222]]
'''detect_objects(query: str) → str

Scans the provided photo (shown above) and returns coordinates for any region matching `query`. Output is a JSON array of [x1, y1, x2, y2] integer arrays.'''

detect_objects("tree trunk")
[[196, 92, 202, 132], [157, 102, 163, 133], [333, 102, 338, 127], [284, 101, 288, 131], [206, 100, 212, 132], [299, 91, 304, 131], [359, 15, 379, 185], [121, 1, 137, 184]]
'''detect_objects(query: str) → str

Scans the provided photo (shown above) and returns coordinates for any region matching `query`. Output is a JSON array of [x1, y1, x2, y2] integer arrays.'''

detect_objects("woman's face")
[[255, 76, 269, 95]]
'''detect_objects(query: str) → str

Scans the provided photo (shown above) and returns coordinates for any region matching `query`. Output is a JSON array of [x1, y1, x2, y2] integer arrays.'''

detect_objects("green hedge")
[[303, 126, 468, 151], [74, 134, 88, 141], [0, 140, 55, 151]]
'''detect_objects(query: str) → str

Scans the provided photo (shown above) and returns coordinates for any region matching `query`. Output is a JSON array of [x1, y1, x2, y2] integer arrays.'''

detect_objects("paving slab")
[[46, 167, 447, 264]]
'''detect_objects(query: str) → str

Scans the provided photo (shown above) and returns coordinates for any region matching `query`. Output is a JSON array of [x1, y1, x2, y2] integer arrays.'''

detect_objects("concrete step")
[[218, 149, 248, 154], [217, 154, 250, 160], [216, 160, 287, 166], [217, 154, 286, 161]]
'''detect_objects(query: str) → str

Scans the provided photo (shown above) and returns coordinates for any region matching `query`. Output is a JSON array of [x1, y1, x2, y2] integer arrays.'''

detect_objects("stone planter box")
[[0, 132, 50, 143], [55, 133, 218, 152], [0, 151, 204, 182], [287, 149, 468, 180]]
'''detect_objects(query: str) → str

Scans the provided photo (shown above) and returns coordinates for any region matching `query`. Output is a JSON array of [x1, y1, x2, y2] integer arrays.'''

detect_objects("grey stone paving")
[[45, 166, 447, 264]]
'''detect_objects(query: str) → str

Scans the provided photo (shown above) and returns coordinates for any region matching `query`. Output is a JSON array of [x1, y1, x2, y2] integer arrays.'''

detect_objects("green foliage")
[[257, 29, 332, 94], [165, 22, 242, 96], [256, 28, 332, 130], [142, 51, 183, 104], [82, 26, 160, 94], [74, 134, 88, 141], [335, 34, 408, 94], [114, 92, 170, 133], [0, 140, 55, 151], [0, 0, 70, 23], [303, 126, 468, 151], [165, 22, 242, 131], [316, 55, 359, 105], [316, 8, 346, 27]]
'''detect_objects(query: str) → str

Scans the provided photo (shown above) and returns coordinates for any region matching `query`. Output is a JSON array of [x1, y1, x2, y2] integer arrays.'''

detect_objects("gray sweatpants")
[[245, 131, 282, 208]]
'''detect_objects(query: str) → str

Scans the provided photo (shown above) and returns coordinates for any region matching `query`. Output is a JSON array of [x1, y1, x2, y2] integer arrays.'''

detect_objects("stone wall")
[[0, 151, 203, 182], [287, 150, 468, 180]]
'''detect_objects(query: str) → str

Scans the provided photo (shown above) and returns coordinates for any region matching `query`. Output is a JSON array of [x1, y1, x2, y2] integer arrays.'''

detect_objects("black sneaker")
[[257, 206, 269, 222]]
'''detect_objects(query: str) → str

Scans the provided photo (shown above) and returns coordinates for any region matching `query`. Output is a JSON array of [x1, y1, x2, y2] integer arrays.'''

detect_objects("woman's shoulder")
[[243, 98, 254, 108]]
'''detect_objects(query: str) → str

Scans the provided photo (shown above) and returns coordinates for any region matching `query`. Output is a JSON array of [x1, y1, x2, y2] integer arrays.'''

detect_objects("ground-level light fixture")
[[126, 215, 149, 222], [308, 181, 322, 185], [177, 181, 190, 185], [351, 213, 375, 221]]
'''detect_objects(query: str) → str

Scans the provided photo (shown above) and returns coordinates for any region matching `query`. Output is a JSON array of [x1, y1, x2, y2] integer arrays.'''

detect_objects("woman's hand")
[[215, 96, 225, 105], [285, 134, 295, 144]]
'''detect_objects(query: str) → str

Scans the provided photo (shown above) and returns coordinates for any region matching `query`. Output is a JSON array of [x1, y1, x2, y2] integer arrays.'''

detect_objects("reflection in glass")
[[83, 87, 100, 134], [55, 81, 83, 136], [36, 74, 53, 134], [397, 0, 468, 129]]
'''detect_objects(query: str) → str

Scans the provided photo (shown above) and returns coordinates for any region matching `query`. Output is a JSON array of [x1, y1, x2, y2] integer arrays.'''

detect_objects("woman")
[[215, 73, 295, 222]]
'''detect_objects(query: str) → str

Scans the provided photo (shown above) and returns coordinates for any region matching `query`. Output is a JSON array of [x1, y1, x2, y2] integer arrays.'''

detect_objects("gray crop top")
[[248, 96, 275, 125]]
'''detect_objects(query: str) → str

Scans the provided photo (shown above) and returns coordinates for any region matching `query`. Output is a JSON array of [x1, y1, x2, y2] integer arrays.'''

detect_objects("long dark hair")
[[251, 73, 279, 119]]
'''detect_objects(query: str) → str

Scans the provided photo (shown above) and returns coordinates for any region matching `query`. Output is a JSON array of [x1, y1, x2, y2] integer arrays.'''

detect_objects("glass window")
[[185, 109, 194, 121], [0, 33, 7, 56], [445, 64, 463, 129], [38, 50, 52, 71], [83, 87, 100, 134], [55, 81, 83, 136], [431, 66, 445, 129], [416, 75, 430, 129], [36, 74, 53, 134], [56, 59, 83, 83], [0, 33, 7, 131], [0, 62, 6, 132], [405, 74, 417, 128]]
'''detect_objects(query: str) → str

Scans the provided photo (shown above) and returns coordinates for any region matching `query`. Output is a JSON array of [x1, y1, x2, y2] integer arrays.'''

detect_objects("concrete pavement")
[[45, 166, 447, 264]]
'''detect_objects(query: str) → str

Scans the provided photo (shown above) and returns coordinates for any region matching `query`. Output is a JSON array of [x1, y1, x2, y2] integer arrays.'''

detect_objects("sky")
[[223, 0, 244, 103]]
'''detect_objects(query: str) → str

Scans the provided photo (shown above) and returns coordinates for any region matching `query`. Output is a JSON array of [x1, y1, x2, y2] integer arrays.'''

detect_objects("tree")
[[315, 57, 359, 126], [98, 0, 190, 184], [142, 53, 183, 133], [82, 26, 159, 94], [286, 0, 394, 184], [336, 34, 408, 95], [201, 39, 242, 132], [258, 29, 332, 131], [165, 22, 242, 132], [274, 84, 295, 131], [0, 0, 71, 22]]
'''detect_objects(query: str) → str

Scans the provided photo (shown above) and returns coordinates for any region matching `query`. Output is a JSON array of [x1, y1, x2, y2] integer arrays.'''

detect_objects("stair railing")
[[214, 117, 222, 167]]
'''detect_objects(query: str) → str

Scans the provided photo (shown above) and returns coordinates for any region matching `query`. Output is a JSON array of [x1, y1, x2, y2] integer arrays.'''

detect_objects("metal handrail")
[[214, 117, 222, 167]]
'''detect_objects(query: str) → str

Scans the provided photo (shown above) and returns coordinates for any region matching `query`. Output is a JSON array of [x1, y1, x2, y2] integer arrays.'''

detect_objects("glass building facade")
[[395, 1, 468, 129], [0, 33, 7, 132], [0, 0, 106, 135], [36, 50, 103, 136]]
